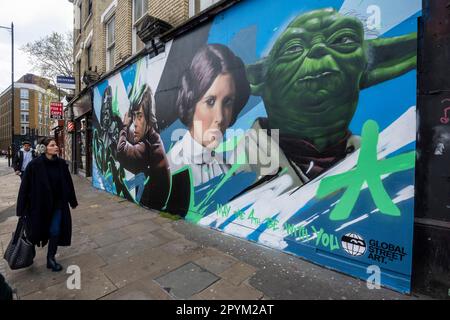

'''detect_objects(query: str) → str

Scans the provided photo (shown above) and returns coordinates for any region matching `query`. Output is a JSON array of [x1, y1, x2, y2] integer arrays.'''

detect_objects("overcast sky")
[[0, 0, 73, 93]]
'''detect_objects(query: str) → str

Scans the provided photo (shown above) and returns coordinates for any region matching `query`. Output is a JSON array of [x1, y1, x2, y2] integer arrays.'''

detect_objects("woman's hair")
[[38, 137, 56, 147], [129, 84, 158, 131], [177, 44, 250, 128]]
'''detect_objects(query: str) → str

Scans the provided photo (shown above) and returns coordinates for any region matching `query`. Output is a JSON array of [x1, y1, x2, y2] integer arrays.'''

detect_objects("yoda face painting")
[[248, 8, 416, 178]]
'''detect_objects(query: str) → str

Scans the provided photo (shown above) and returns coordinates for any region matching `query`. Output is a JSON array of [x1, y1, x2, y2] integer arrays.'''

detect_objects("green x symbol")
[[316, 120, 415, 221]]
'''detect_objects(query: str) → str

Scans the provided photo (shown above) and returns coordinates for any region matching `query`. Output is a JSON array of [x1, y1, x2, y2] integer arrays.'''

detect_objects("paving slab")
[[99, 245, 202, 289], [192, 279, 264, 300], [100, 275, 173, 300], [94, 232, 169, 264], [7, 265, 69, 297], [154, 262, 220, 299], [91, 229, 131, 247], [150, 227, 182, 243], [119, 219, 161, 236], [219, 262, 257, 286], [194, 254, 238, 275], [156, 238, 202, 257], [21, 269, 117, 300]]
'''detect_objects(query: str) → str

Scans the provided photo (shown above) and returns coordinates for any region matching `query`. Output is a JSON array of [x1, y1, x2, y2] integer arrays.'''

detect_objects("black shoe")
[[46, 257, 63, 272]]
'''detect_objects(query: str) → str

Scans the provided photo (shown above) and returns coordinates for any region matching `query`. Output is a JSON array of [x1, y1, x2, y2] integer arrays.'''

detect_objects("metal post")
[[9, 23, 14, 167], [11, 22, 14, 161], [1, 23, 14, 166]]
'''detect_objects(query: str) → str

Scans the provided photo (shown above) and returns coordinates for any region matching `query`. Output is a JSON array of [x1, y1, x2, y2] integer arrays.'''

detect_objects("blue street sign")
[[57, 76, 75, 84], [57, 76, 76, 89]]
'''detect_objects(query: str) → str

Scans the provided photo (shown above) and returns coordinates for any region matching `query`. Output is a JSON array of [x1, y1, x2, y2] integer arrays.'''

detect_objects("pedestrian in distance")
[[16, 137, 78, 272], [13, 140, 37, 179]]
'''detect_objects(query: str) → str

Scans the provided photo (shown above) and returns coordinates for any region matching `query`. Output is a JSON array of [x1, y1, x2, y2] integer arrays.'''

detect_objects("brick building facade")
[[0, 74, 58, 153], [66, 0, 221, 176], [69, 0, 204, 96]]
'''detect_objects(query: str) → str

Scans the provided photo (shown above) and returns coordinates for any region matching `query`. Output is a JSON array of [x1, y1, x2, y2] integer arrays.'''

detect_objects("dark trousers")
[[48, 209, 62, 259]]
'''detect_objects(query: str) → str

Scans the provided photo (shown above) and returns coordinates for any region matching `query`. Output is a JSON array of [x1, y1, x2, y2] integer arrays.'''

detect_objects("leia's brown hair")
[[177, 44, 250, 128]]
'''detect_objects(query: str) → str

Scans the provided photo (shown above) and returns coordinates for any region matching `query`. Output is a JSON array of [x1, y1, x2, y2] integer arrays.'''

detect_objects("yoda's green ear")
[[246, 59, 267, 96], [360, 32, 417, 89]]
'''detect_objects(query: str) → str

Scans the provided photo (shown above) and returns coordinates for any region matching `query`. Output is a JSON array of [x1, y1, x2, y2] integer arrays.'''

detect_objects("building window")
[[75, 2, 81, 39], [21, 125, 29, 135], [189, 0, 221, 17], [132, 0, 147, 54], [79, 1, 83, 26], [20, 89, 29, 99], [106, 15, 116, 71], [20, 112, 29, 123], [88, 0, 93, 17], [77, 60, 81, 90], [133, 0, 147, 22], [39, 114, 42, 125], [39, 100, 43, 113], [20, 100, 29, 111], [87, 44, 93, 70]]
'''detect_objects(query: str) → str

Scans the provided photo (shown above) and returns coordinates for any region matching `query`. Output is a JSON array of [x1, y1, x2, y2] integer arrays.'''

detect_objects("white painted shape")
[[335, 214, 370, 232]]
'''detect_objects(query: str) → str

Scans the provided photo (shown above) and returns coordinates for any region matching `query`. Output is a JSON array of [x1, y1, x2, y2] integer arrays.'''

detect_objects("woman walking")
[[16, 137, 78, 272]]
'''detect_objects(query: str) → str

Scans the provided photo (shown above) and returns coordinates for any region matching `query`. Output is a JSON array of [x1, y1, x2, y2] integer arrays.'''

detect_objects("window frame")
[[20, 100, 29, 111], [20, 111, 29, 124], [105, 15, 116, 71], [20, 89, 29, 100], [88, 0, 93, 17], [189, 0, 221, 17], [132, 0, 147, 54], [79, 1, 83, 26], [133, 0, 148, 24], [87, 44, 93, 70], [77, 60, 82, 90]]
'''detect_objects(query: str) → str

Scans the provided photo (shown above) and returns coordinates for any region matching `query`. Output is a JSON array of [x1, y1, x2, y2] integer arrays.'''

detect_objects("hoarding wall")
[[413, 0, 450, 299], [92, 0, 421, 293]]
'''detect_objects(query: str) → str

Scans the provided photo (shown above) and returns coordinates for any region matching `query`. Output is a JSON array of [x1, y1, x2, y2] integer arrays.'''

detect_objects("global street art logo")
[[368, 240, 407, 265], [341, 233, 366, 257]]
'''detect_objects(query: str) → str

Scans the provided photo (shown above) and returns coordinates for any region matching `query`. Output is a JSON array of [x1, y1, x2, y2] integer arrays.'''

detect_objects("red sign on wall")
[[67, 121, 75, 132], [50, 102, 63, 119]]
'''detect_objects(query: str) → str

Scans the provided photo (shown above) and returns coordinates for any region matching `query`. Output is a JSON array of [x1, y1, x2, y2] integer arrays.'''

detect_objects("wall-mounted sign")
[[56, 75, 76, 90], [50, 102, 63, 119], [67, 121, 75, 132]]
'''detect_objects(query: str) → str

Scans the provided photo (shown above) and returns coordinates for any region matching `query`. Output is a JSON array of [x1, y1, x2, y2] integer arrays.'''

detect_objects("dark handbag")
[[3, 217, 36, 270]]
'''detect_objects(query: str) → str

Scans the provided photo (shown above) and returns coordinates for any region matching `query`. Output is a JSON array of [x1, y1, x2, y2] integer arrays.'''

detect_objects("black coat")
[[13, 149, 37, 172], [16, 155, 78, 247]]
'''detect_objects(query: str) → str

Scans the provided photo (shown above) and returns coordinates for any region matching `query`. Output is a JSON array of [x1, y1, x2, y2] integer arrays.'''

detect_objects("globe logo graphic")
[[341, 233, 366, 256]]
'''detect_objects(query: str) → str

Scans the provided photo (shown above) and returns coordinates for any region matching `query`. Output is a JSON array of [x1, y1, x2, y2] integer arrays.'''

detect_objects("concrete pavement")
[[0, 157, 429, 300]]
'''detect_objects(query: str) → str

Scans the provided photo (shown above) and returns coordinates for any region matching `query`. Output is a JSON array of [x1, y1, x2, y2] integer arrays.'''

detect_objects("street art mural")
[[92, 0, 421, 293]]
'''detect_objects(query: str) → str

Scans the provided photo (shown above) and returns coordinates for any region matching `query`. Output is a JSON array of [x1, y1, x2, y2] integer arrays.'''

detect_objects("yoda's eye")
[[333, 36, 356, 45], [283, 44, 304, 55]]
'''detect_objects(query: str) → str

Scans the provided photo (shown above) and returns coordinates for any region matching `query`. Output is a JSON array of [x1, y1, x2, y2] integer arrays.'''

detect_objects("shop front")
[[75, 113, 92, 177], [70, 91, 93, 177], [53, 120, 65, 158]]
